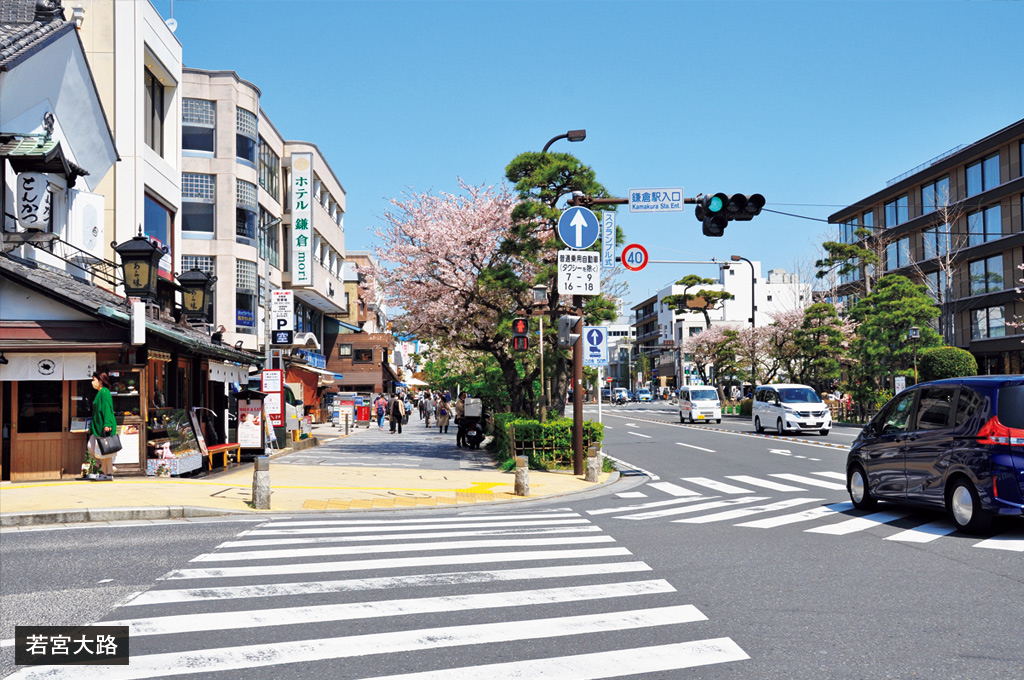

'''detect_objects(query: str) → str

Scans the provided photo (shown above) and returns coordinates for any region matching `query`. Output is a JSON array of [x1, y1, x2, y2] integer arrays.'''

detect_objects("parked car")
[[752, 383, 832, 435], [846, 376, 1024, 533], [679, 386, 722, 424], [636, 389, 653, 402]]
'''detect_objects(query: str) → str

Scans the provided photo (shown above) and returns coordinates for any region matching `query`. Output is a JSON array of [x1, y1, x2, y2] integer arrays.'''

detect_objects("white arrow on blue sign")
[[582, 325, 608, 366], [557, 206, 600, 250]]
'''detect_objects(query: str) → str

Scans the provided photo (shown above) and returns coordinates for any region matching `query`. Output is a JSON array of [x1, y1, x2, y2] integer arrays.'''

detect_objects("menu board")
[[165, 409, 202, 457]]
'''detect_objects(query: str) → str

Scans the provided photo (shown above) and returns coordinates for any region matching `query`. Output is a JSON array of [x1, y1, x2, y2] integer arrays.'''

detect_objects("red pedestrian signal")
[[512, 317, 529, 351]]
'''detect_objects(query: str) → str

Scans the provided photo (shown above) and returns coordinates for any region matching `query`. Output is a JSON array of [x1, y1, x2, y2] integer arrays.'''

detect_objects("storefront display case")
[[103, 366, 146, 468]]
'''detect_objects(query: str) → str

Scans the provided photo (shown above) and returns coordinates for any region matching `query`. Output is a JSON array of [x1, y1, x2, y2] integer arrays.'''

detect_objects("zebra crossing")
[[596, 472, 1024, 551], [7, 511, 750, 679]]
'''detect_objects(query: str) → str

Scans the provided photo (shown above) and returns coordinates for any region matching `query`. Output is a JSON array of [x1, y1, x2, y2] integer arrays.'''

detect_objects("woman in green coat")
[[86, 372, 117, 478]]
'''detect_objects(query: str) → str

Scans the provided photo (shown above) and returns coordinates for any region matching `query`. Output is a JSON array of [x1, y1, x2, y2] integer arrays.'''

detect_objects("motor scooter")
[[463, 397, 487, 449]]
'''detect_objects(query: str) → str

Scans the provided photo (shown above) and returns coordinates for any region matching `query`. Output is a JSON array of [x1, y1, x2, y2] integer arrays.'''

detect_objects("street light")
[[112, 233, 165, 302], [542, 129, 586, 153], [909, 326, 921, 383], [177, 268, 217, 323], [731, 255, 756, 391]]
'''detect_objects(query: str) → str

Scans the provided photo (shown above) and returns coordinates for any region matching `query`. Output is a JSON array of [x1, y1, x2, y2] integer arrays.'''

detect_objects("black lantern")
[[112, 235, 164, 302], [177, 268, 217, 322]]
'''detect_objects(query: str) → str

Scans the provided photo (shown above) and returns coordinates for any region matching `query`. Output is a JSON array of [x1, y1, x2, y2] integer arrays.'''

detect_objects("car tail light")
[[976, 416, 1024, 446]]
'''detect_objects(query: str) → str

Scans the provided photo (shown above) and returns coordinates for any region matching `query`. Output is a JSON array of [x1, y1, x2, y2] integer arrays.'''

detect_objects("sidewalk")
[[0, 418, 614, 527]]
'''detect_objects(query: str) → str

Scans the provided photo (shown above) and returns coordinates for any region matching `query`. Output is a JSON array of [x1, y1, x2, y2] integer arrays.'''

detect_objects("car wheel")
[[688, 412, 695, 424], [754, 416, 763, 433], [715, 419, 721, 424], [848, 465, 877, 511], [819, 429, 830, 436], [776, 419, 784, 435], [947, 478, 991, 534], [679, 412, 685, 423]]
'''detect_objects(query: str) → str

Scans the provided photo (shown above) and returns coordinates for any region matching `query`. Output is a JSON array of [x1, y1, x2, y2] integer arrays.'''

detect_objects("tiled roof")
[[0, 253, 261, 365], [0, 0, 71, 72]]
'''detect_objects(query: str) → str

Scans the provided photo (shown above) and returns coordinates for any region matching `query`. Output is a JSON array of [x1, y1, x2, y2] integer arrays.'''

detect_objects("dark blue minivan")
[[846, 376, 1024, 534]]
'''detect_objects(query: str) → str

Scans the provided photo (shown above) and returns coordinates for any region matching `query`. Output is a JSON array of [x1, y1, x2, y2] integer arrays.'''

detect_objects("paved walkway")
[[0, 418, 613, 527]]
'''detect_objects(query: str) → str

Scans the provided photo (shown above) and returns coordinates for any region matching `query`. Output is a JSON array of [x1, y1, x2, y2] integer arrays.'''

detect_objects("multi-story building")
[[829, 117, 1024, 374]]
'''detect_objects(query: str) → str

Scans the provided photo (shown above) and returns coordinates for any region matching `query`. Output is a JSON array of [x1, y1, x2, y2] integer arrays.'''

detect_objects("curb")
[[0, 505, 251, 528]]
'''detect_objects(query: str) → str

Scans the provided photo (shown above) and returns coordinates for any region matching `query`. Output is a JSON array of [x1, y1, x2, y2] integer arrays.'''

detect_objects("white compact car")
[[752, 384, 832, 436], [678, 386, 722, 424]]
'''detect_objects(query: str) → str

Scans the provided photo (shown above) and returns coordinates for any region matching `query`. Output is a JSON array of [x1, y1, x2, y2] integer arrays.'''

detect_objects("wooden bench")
[[204, 443, 241, 471]]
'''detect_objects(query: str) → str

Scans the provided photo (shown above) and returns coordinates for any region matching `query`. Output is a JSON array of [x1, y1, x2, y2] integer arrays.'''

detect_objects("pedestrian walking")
[[454, 392, 468, 448], [375, 394, 387, 429], [403, 394, 413, 425], [389, 393, 405, 434], [422, 394, 435, 428], [437, 397, 450, 433], [85, 372, 117, 479]]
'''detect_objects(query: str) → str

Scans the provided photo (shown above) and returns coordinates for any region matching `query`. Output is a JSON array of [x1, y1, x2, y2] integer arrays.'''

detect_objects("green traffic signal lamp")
[[707, 193, 727, 213]]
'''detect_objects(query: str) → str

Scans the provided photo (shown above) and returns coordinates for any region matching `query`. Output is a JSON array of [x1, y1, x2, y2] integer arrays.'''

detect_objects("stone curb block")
[[0, 506, 247, 528]]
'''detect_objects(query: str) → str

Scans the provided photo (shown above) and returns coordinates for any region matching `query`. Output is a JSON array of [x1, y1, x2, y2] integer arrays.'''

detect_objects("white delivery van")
[[752, 383, 832, 436], [678, 386, 722, 423]]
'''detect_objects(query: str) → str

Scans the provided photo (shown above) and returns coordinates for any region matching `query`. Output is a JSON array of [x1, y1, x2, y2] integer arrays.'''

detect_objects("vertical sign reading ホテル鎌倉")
[[290, 153, 313, 286]]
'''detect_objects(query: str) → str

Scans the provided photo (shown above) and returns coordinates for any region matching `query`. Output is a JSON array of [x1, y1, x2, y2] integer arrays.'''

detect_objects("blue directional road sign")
[[582, 326, 608, 367], [557, 206, 600, 250]]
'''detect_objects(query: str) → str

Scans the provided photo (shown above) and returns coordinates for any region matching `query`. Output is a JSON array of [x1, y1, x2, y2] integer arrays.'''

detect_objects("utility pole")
[[572, 297, 583, 475]]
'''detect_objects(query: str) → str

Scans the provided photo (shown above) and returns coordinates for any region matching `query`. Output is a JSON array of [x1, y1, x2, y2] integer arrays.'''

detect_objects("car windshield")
[[691, 389, 718, 401], [778, 388, 821, 403], [638, 390, 651, 395]]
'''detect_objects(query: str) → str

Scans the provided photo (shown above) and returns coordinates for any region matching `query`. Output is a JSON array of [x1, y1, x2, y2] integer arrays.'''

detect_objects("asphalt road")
[[1, 405, 1021, 679]]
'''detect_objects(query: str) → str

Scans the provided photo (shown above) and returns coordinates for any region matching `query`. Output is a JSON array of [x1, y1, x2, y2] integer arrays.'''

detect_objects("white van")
[[678, 386, 722, 423], [752, 383, 831, 436]]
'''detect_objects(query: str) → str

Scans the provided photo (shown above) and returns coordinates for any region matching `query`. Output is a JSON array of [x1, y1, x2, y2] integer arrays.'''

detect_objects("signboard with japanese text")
[[629, 187, 684, 213], [290, 153, 313, 286], [271, 290, 295, 331], [261, 369, 284, 427], [16, 172, 51, 230], [601, 211, 616, 269], [237, 400, 263, 448], [582, 326, 609, 366], [557, 250, 600, 296]]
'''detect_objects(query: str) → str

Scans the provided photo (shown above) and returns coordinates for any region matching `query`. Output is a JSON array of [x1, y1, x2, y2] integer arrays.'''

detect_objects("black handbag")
[[97, 434, 123, 456]]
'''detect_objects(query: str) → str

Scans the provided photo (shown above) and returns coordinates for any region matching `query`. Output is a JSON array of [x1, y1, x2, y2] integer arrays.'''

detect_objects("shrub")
[[492, 416, 604, 470], [489, 412, 518, 459], [739, 398, 753, 417], [918, 346, 978, 382]]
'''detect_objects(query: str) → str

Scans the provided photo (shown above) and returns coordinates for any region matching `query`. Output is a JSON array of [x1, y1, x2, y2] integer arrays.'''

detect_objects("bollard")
[[514, 455, 529, 497], [585, 445, 601, 483], [252, 455, 271, 509]]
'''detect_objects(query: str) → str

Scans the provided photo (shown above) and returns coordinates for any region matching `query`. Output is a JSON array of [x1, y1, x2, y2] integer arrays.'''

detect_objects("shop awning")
[[291, 363, 339, 386], [209, 360, 250, 384]]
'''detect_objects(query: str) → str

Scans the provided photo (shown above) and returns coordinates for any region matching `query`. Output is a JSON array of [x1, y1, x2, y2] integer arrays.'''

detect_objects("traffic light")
[[512, 317, 529, 351], [695, 192, 765, 236], [557, 315, 581, 348]]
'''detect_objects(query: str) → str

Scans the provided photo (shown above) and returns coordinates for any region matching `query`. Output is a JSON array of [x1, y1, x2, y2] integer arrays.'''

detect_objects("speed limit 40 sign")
[[621, 243, 649, 271]]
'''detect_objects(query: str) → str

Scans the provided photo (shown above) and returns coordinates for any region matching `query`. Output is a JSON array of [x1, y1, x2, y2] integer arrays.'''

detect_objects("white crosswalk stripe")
[[769, 473, 847, 490], [7, 512, 749, 680], [620, 496, 769, 521], [735, 502, 853, 528], [681, 477, 754, 494], [647, 482, 701, 497], [805, 509, 910, 535], [972, 531, 1024, 552], [884, 520, 957, 543], [726, 475, 805, 492], [673, 498, 824, 524]]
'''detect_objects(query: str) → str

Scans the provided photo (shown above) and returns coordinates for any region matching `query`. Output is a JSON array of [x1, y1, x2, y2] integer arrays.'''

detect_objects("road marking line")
[[725, 475, 805, 492], [884, 520, 957, 543], [601, 453, 659, 481], [674, 498, 824, 524], [769, 473, 846, 490], [248, 518, 591, 536], [601, 413, 846, 450], [769, 449, 792, 456], [125, 562, 655, 607], [734, 502, 853, 529], [109, 580, 678, 638], [973, 531, 1024, 552], [164, 547, 634, 580], [50, 605, 711, 679], [616, 491, 647, 498], [626, 423, 638, 428], [620, 497, 768, 521], [264, 512, 582, 528], [220, 525, 604, 548], [805, 510, 910, 535], [812, 471, 847, 481], [648, 482, 701, 497], [587, 496, 713, 516], [676, 442, 715, 452], [363, 637, 750, 680], [628, 431, 652, 439], [681, 477, 753, 494]]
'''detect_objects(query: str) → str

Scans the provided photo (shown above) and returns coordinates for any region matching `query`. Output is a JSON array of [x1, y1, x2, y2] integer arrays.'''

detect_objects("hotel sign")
[[290, 153, 313, 286]]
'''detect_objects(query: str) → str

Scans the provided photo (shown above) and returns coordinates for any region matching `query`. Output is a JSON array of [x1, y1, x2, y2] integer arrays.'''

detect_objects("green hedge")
[[490, 415, 604, 470], [919, 346, 978, 382], [739, 398, 753, 417]]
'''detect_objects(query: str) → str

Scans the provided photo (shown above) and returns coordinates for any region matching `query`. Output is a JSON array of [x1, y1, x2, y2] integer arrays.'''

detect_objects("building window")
[[924, 270, 948, 303], [967, 205, 1001, 247], [236, 179, 258, 245], [353, 348, 373, 363], [258, 207, 279, 268], [884, 195, 908, 227], [258, 137, 280, 201], [181, 173, 215, 235], [921, 224, 951, 260], [920, 176, 949, 214], [968, 255, 1004, 296], [338, 343, 353, 358], [182, 98, 215, 153], [862, 210, 873, 229], [236, 108, 258, 166], [971, 305, 1005, 339], [143, 194, 171, 275], [840, 220, 856, 245], [181, 255, 215, 276], [144, 68, 164, 156], [236, 259, 257, 333], [966, 154, 999, 197], [886, 236, 910, 270]]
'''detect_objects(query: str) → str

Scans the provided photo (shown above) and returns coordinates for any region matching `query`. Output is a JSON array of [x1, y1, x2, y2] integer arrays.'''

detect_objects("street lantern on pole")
[[112, 233, 165, 303], [909, 326, 921, 383], [731, 255, 756, 390]]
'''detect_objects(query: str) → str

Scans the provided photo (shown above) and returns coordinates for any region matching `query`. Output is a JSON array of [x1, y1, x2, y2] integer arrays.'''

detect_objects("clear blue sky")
[[153, 0, 1022, 312]]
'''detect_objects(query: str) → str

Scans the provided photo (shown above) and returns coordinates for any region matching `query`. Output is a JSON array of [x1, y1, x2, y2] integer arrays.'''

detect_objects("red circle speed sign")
[[621, 243, 649, 271]]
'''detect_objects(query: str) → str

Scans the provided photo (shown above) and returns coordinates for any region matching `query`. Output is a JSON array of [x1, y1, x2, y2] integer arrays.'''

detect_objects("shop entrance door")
[[10, 381, 90, 480]]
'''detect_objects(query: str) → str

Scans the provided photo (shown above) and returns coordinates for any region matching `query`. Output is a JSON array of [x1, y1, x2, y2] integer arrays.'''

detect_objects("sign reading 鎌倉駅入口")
[[291, 153, 313, 286]]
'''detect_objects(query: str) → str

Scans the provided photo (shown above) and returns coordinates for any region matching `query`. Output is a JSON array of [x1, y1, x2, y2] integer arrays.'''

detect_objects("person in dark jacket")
[[389, 393, 405, 434], [86, 372, 117, 478]]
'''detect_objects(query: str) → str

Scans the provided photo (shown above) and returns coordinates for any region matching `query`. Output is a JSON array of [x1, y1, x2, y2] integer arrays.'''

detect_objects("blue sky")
[[153, 0, 1022, 311]]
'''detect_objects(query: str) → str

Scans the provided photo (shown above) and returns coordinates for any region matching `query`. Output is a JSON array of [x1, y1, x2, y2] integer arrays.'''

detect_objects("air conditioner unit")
[[67, 189, 105, 258]]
